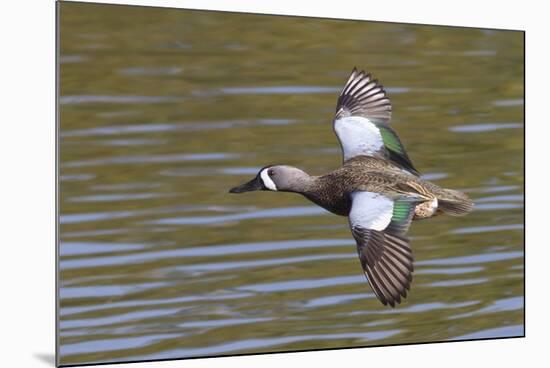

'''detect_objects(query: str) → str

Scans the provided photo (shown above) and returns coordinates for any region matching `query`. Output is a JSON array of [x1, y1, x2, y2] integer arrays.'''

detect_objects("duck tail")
[[437, 188, 474, 216]]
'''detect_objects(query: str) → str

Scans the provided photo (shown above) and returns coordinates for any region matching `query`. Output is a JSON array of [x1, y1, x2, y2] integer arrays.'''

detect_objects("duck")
[[229, 68, 474, 307]]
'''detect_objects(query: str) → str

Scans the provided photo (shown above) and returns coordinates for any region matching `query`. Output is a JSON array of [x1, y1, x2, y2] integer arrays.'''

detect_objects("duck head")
[[229, 165, 310, 193]]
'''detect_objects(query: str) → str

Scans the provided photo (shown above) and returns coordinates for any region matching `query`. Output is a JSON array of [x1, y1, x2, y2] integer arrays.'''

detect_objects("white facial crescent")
[[260, 169, 277, 191]]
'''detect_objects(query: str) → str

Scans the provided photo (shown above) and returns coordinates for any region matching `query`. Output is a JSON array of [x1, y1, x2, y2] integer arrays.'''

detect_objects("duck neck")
[[282, 171, 315, 193]]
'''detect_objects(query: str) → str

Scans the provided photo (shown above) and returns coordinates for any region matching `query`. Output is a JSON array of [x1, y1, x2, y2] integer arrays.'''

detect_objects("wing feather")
[[333, 67, 419, 175], [349, 191, 419, 307]]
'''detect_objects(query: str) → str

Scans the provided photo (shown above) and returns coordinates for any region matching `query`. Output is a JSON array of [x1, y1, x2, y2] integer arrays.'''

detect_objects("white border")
[[3, 1, 544, 367]]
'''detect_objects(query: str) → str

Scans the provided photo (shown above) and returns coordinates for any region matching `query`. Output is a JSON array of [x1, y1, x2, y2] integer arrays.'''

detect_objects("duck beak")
[[229, 176, 263, 193]]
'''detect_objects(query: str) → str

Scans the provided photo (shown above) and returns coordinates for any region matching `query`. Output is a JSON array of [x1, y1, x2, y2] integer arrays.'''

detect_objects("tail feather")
[[438, 188, 474, 216]]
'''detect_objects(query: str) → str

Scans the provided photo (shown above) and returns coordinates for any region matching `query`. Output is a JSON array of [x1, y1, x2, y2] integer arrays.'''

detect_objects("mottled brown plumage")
[[300, 155, 473, 219]]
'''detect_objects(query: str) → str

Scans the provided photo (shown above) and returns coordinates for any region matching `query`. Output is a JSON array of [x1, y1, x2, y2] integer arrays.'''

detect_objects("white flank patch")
[[428, 197, 439, 215], [260, 169, 277, 191], [349, 192, 393, 231], [334, 116, 384, 161]]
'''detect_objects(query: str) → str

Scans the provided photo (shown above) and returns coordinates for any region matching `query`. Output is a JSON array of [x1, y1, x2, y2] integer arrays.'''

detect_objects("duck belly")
[[302, 192, 351, 217]]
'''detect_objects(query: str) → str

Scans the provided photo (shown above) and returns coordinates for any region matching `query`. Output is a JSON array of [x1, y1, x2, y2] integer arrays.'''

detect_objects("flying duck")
[[229, 68, 474, 307]]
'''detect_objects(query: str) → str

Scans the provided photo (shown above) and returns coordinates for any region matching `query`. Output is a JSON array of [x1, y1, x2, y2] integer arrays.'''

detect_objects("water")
[[58, 3, 524, 366]]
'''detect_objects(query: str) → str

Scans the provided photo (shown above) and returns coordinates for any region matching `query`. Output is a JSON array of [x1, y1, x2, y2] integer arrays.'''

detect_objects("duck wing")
[[334, 68, 419, 175], [348, 191, 423, 307]]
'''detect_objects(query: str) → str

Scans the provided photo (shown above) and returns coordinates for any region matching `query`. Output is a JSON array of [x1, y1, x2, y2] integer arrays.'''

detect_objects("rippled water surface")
[[58, 3, 524, 366]]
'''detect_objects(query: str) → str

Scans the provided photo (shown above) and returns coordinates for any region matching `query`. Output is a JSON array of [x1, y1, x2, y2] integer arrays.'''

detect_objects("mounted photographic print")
[[56, 1, 524, 366]]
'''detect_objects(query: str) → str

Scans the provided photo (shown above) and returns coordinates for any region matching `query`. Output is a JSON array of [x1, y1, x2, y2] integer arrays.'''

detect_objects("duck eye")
[[268, 169, 275, 177]]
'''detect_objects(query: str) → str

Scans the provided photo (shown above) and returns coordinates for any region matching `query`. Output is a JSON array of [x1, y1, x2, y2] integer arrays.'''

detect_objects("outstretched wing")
[[349, 191, 422, 307], [334, 68, 419, 175]]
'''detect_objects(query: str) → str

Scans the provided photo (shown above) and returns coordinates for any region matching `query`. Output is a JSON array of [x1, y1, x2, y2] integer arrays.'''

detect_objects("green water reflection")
[[58, 2, 524, 366]]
